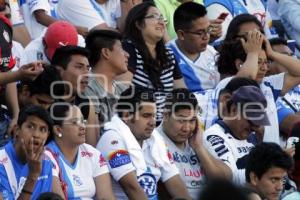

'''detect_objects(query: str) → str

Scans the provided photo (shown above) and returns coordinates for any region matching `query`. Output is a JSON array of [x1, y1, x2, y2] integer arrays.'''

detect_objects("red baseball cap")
[[44, 21, 78, 60]]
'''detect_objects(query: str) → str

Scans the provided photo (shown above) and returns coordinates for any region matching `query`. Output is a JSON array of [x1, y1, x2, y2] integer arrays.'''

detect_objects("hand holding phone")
[[217, 12, 229, 20]]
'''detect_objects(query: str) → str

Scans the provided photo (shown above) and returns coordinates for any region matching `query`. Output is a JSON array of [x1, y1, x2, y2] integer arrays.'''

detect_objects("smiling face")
[[140, 6, 166, 43]]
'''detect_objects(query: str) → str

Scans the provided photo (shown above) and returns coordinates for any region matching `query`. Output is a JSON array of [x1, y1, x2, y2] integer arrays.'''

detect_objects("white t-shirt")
[[100, 0, 121, 28], [57, 0, 107, 30], [203, 121, 255, 185], [24, 31, 85, 64], [167, 39, 220, 92], [19, 0, 52, 39], [11, 41, 27, 71], [204, 73, 285, 144], [97, 128, 178, 200], [9, 0, 24, 26], [205, 0, 275, 40], [45, 142, 109, 199], [157, 125, 205, 200]]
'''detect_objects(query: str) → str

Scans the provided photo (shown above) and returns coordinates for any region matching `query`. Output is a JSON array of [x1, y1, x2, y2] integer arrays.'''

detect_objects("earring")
[[239, 64, 243, 68], [57, 133, 62, 138]]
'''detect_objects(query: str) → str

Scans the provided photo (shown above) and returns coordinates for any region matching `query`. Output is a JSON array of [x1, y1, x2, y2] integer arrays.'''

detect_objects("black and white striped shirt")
[[123, 40, 182, 123]]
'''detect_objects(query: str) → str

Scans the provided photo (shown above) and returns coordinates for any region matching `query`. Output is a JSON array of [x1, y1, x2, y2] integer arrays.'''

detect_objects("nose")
[[124, 50, 129, 58], [182, 122, 192, 133], [275, 181, 284, 192]]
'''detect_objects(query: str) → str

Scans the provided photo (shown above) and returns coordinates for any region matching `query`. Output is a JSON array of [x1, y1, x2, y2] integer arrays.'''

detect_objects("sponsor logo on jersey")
[[111, 140, 118, 145], [108, 150, 131, 168], [72, 174, 83, 186], [207, 135, 225, 146], [81, 151, 93, 158], [99, 154, 107, 167]]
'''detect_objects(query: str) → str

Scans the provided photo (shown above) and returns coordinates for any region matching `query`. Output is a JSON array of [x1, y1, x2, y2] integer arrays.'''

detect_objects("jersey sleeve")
[[97, 130, 135, 181], [91, 148, 110, 178], [0, 164, 14, 199], [203, 128, 242, 183], [43, 150, 59, 178], [263, 73, 285, 100], [28, 0, 50, 14]]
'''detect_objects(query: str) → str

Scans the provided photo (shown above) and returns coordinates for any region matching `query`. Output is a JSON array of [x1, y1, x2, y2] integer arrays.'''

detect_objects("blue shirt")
[[0, 141, 53, 199]]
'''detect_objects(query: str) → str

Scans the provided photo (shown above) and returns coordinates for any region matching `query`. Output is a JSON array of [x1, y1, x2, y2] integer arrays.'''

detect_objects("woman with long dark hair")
[[121, 1, 186, 124]]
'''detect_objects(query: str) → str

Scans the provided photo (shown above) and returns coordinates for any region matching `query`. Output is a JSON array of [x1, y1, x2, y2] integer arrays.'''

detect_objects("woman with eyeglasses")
[[45, 103, 115, 200], [120, 1, 186, 126]]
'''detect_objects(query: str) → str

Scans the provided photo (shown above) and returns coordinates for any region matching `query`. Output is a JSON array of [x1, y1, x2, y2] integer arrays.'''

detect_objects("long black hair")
[[123, 2, 168, 89]]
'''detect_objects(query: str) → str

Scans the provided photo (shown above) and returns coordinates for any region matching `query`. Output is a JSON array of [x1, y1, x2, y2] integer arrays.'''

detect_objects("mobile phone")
[[286, 137, 299, 149], [218, 12, 229, 20]]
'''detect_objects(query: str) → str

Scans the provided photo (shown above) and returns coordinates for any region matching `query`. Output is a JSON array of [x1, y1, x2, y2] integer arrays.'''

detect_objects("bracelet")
[[22, 189, 33, 195]]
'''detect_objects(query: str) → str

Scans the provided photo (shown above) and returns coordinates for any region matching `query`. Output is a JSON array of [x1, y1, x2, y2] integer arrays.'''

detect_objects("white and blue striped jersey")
[[46, 141, 109, 199], [168, 40, 220, 92], [203, 121, 255, 185]]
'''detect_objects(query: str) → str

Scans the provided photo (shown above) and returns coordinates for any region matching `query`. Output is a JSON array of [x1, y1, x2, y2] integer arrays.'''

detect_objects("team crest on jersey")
[[108, 150, 131, 168], [207, 135, 225, 146], [138, 172, 157, 199], [72, 175, 83, 186]]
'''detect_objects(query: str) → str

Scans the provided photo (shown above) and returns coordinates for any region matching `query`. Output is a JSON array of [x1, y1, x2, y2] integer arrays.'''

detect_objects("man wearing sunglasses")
[[167, 2, 220, 92]]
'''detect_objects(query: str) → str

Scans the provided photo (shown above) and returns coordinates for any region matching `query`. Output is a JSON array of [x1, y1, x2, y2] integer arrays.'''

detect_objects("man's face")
[[108, 40, 129, 76], [127, 102, 156, 141], [28, 94, 54, 110], [16, 116, 49, 153], [251, 167, 287, 200], [267, 44, 293, 76], [179, 16, 211, 53], [60, 54, 90, 95], [163, 109, 197, 145]]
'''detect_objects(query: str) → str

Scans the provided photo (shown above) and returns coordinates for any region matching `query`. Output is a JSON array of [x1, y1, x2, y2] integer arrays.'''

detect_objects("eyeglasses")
[[144, 14, 167, 23], [184, 26, 213, 38], [64, 118, 87, 126]]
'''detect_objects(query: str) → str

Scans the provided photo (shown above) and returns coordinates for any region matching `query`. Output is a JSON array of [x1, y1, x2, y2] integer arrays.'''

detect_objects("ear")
[[135, 21, 144, 30], [176, 30, 185, 40], [234, 59, 243, 71], [19, 85, 30, 97], [219, 93, 231, 106], [53, 125, 62, 137], [100, 48, 111, 60], [249, 172, 259, 186], [122, 111, 132, 123], [14, 126, 21, 141]]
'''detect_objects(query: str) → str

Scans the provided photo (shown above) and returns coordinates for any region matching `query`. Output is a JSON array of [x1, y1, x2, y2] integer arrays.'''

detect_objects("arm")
[[51, 177, 65, 199], [5, 82, 19, 135], [163, 175, 191, 200], [12, 25, 31, 47], [117, 0, 142, 33], [118, 172, 147, 200], [86, 99, 100, 147], [264, 38, 300, 95], [33, 9, 56, 27], [236, 30, 264, 79], [189, 124, 232, 180], [173, 78, 186, 89], [95, 173, 116, 200]]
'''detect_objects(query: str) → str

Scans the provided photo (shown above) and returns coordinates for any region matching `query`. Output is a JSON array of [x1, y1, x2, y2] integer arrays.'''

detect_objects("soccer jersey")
[[45, 141, 109, 199], [168, 40, 220, 92], [0, 141, 55, 199], [19, 0, 52, 39], [204, 73, 284, 144], [56, 0, 107, 30], [157, 125, 205, 200], [203, 120, 255, 185], [100, 0, 121, 28], [97, 123, 178, 200], [276, 85, 300, 124]]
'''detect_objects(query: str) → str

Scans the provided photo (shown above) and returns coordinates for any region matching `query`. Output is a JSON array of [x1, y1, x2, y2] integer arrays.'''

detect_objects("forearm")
[[12, 25, 31, 47], [5, 82, 19, 118], [118, 1, 134, 32], [0, 71, 21, 85], [236, 52, 259, 79], [271, 52, 300, 76], [17, 176, 38, 200], [34, 10, 56, 27]]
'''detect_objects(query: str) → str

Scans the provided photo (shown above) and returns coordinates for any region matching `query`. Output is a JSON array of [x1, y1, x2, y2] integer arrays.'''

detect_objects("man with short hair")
[[203, 85, 270, 185], [97, 87, 191, 200], [168, 2, 220, 92], [51, 45, 99, 147], [18, 65, 65, 110], [246, 142, 293, 200], [24, 21, 82, 64], [157, 88, 231, 199], [84, 29, 129, 126], [0, 105, 64, 199]]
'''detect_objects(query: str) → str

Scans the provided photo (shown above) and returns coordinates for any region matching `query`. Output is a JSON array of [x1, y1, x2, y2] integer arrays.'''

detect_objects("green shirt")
[[154, 0, 203, 40]]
